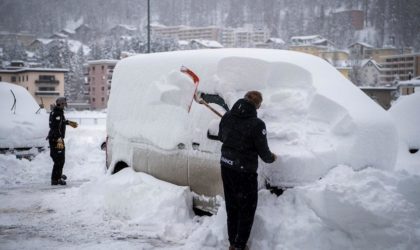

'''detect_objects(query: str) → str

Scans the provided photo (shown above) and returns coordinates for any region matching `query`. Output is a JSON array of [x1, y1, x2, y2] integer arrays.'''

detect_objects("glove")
[[272, 153, 277, 161], [56, 138, 65, 150], [68, 120, 78, 128]]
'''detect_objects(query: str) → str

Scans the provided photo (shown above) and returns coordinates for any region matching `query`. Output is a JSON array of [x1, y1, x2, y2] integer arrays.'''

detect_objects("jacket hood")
[[231, 98, 257, 118]]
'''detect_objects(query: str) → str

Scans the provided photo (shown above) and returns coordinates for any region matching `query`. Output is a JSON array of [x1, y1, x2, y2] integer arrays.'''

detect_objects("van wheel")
[[113, 161, 128, 174]]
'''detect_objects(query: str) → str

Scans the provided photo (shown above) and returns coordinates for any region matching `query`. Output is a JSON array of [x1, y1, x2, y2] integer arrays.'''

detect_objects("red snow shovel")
[[180, 66, 223, 118]]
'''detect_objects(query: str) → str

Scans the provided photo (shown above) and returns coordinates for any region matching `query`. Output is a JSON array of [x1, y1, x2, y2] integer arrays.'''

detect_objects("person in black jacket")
[[48, 97, 78, 185], [218, 91, 276, 250]]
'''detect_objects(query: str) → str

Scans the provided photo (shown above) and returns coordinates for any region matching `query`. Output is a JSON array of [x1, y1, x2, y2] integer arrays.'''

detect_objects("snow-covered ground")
[[1, 108, 420, 250]]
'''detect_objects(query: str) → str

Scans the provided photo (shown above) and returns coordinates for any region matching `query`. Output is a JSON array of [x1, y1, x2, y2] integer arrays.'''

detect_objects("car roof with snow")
[[0, 82, 48, 149]]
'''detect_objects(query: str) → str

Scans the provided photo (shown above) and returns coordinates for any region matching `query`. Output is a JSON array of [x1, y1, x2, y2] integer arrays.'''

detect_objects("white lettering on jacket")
[[221, 156, 234, 166]]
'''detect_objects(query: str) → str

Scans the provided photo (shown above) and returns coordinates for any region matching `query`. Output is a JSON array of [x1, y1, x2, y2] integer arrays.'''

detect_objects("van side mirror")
[[207, 130, 219, 141]]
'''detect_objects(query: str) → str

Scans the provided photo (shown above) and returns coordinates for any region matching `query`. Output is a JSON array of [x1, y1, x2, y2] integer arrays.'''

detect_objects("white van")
[[0, 82, 48, 159], [106, 49, 398, 213]]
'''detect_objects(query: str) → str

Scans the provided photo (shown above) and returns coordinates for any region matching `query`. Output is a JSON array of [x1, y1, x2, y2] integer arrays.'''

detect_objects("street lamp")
[[147, 0, 150, 53]]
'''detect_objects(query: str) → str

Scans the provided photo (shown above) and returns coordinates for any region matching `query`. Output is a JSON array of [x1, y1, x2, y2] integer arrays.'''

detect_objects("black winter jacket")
[[48, 106, 68, 140], [218, 98, 275, 173]]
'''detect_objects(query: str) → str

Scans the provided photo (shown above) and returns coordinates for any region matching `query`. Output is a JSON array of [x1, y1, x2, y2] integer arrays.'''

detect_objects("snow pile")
[[0, 82, 48, 149], [108, 49, 398, 186], [247, 166, 420, 250], [389, 92, 420, 173], [1, 113, 419, 249], [76, 169, 193, 237]]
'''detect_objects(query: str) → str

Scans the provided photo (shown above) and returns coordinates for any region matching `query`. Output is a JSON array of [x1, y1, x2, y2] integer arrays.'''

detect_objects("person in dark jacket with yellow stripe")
[[48, 97, 78, 185], [219, 91, 277, 250]]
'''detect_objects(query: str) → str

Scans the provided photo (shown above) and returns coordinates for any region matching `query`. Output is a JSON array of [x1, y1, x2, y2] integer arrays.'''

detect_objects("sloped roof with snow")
[[267, 38, 285, 44], [190, 39, 223, 48], [290, 35, 330, 46]]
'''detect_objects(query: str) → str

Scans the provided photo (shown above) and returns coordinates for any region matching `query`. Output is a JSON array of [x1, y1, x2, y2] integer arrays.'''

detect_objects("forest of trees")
[[1, 0, 420, 101], [1, 0, 420, 50]]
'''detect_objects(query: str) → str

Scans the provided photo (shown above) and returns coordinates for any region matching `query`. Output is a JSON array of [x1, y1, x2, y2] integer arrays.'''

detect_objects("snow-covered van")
[[107, 49, 398, 213], [0, 82, 48, 158]]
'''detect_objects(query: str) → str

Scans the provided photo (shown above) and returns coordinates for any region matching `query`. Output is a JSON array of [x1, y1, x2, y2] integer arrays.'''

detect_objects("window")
[[26, 75, 28, 81], [11, 76, 16, 82], [39, 87, 55, 91], [0, 76, 2, 81], [39, 75, 55, 81], [102, 86, 105, 91], [92, 98, 96, 102], [101, 97, 105, 102], [101, 65, 104, 70], [92, 66, 95, 71]]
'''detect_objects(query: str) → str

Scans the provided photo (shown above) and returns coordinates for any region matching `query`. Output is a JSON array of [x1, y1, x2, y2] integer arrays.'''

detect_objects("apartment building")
[[320, 50, 351, 79], [348, 42, 374, 60], [151, 24, 270, 48], [252, 27, 270, 44], [0, 62, 67, 110], [177, 26, 221, 41], [221, 29, 235, 48], [288, 45, 328, 57], [380, 53, 420, 84], [234, 29, 253, 47], [365, 47, 412, 63], [86, 60, 118, 110], [151, 24, 185, 39], [151, 25, 221, 41], [289, 35, 333, 57]]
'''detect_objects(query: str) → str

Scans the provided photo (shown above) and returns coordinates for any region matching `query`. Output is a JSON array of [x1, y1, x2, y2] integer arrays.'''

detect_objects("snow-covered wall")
[[107, 49, 398, 186]]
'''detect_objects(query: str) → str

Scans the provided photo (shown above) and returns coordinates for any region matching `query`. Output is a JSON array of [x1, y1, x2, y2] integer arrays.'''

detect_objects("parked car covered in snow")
[[0, 82, 48, 158], [106, 49, 398, 213]]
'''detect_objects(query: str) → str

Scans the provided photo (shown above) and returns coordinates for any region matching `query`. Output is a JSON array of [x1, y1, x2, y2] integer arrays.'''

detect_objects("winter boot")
[[61, 174, 67, 180], [51, 179, 66, 185], [57, 179, 66, 185]]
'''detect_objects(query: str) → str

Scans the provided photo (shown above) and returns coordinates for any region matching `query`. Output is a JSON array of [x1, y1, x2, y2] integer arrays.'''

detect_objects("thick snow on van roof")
[[389, 92, 420, 173], [0, 82, 48, 149], [107, 49, 398, 186]]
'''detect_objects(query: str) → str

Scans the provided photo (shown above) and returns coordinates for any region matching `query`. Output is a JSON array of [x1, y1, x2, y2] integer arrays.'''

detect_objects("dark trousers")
[[221, 166, 258, 249], [49, 140, 65, 181]]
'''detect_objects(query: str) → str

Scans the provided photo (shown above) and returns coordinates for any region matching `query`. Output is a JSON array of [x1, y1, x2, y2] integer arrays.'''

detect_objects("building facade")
[[86, 60, 118, 110], [0, 64, 67, 110], [360, 87, 398, 110], [360, 59, 382, 86], [380, 53, 420, 84], [365, 47, 412, 63], [151, 24, 270, 48], [332, 10, 364, 30]]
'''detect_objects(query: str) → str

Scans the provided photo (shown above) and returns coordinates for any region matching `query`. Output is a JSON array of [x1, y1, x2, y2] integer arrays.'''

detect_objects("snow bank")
[[76, 169, 194, 233], [0, 82, 48, 149], [1, 119, 419, 249], [248, 166, 420, 250], [108, 49, 398, 186], [389, 92, 420, 173]]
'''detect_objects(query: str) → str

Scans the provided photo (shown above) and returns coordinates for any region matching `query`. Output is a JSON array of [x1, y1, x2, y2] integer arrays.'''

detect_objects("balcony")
[[35, 79, 59, 84], [35, 91, 60, 96]]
